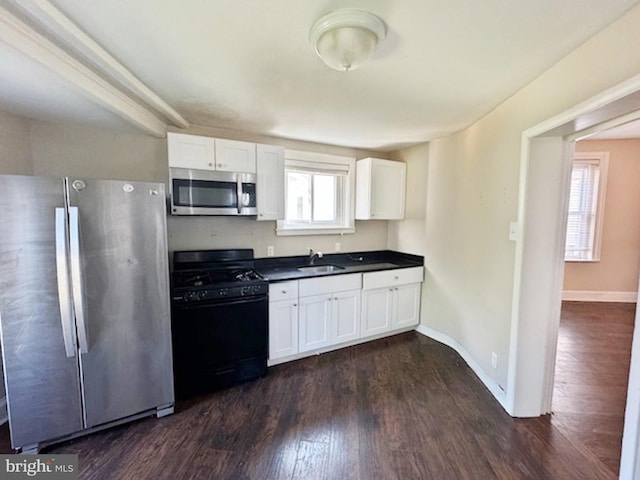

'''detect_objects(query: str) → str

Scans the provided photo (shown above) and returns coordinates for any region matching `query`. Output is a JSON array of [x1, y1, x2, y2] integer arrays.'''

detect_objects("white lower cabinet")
[[393, 283, 421, 329], [299, 289, 361, 353], [361, 267, 424, 339], [298, 274, 362, 353], [268, 281, 299, 361], [268, 267, 422, 364]]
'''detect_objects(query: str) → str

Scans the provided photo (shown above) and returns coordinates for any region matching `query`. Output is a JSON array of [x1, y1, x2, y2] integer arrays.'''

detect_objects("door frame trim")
[[507, 70, 640, 478]]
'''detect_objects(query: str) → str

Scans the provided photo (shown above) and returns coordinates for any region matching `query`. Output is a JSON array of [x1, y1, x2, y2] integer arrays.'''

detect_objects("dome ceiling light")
[[309, 9, 387, 72]]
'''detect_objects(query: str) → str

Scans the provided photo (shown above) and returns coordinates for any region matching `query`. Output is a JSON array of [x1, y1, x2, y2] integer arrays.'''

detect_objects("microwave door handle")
[[55, 208, 76, 358], [237, 176, 243, 214], [68, 206, 90, 354]]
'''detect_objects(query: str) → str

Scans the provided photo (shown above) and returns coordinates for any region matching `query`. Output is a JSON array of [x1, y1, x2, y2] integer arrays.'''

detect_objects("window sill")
[[565, 258, 600, 263], [276, 226, 356, 236]]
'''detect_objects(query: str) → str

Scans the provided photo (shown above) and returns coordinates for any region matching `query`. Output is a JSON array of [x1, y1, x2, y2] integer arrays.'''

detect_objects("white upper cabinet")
[[167, 132, 216, 170], [214, 138, 256, 173], [355, 158, 406, 220], [256, 144, 285, 221], [167, 133, 256, 173]]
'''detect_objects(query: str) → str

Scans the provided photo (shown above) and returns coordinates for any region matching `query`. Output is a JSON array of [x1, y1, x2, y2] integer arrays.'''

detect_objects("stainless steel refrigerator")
[[0, 174, 174, 453]]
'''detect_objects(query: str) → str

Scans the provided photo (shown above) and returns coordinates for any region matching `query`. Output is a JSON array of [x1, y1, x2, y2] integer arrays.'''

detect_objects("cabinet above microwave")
[[167, 132, 256, 174]]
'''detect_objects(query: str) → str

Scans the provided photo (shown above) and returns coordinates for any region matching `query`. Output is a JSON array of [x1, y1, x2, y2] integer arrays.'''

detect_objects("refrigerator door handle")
[[55, 208, 76, 358], [68, 206, 89, 354]]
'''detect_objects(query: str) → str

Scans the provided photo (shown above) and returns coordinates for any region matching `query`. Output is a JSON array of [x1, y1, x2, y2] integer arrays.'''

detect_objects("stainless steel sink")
[[297, 264, 345, 273]]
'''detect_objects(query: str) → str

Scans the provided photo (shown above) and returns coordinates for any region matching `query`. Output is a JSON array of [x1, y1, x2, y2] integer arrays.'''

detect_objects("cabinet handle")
[[217, 163, 224, 167], [389, 288, 394, 292], [334, 297, 338, 300], [394, 276, 399, 280], [328, 297, 332, 301], [394, 287, 399, 291], [293, 303, 297, 307], [208, 162, 213, 167], [260, 213, 264, 217], [281, 289, 287, 294]]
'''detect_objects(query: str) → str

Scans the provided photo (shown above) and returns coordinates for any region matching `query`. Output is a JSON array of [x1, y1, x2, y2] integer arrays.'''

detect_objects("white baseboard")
[[415, 325, 508, 412], [562, 290, 637, 303]]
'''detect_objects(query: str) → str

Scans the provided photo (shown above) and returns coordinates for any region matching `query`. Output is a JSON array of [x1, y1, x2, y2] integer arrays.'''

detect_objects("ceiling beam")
[[0, 3, 168, 137], [9, 0, 189, 129]]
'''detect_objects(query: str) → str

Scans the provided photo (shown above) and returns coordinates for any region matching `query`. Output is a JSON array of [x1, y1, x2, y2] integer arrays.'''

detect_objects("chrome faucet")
[[309, 249, 323, 265]]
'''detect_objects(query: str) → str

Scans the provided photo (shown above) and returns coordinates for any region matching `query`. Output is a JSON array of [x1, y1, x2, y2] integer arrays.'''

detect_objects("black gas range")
[[170, 249, 268, 399]]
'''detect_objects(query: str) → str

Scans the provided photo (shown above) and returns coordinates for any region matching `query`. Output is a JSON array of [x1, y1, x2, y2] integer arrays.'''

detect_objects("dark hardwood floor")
[[552, 301, 635, 477], [0, 330, 626, 479]]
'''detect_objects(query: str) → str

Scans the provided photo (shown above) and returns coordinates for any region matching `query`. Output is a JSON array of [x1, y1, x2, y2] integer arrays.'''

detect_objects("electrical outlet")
[[509, 222, 518, 241], [335, 242, 341, 252], [267, 246, 275, 257], [491, 352, 498, 369]]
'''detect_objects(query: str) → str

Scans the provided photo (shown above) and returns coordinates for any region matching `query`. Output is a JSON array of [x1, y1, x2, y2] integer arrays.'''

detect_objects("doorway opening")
[[509, 76, 640, 479]]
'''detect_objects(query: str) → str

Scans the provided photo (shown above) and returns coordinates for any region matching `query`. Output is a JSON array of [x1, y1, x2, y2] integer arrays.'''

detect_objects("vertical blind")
[[565, 159, 601, 261]]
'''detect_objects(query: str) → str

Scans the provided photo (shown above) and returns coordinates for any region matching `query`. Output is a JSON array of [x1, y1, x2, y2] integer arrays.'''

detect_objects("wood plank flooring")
[[0, 329, 627, 479], [552, 301, 635, 477]]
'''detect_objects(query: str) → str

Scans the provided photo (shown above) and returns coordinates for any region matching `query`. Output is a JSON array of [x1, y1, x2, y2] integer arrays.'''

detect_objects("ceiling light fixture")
[[309, 9, 386, 72]]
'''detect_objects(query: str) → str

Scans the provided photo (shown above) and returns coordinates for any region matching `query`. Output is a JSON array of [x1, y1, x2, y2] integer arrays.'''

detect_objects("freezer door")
[[0, 175, 84, 449], [66, 178, 174, 427]]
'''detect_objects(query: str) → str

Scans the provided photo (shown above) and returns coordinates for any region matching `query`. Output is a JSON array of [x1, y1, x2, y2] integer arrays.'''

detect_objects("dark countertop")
[[254, 250, 424, 282]]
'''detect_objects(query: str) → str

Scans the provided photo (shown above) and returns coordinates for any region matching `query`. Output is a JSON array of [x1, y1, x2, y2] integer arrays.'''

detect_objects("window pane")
[[312, 174, 337, 222], [565, 160, 600, 261], [286, 172, 311, 222]]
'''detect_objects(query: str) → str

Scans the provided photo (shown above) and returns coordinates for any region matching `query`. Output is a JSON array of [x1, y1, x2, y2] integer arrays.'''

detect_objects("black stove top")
[[173, 268, 265, 289], [171, 249, 267, 303]]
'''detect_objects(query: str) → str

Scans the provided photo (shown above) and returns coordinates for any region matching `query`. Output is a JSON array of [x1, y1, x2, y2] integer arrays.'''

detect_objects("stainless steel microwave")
[[169, 168, 257, 215]]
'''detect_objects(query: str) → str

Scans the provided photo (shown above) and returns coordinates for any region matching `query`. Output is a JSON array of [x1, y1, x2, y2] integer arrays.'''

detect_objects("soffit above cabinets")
[[1, 0, 639, 149]]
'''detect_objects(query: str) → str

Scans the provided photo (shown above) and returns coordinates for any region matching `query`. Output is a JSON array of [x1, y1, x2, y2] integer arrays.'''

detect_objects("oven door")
[[171, 295, 268, 397], [170, 168, 257, 215]]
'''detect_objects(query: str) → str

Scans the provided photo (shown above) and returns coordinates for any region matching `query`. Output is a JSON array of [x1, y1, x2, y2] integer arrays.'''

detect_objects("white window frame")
[[564, 151, 608, 262], [277, 150, 356, 236]]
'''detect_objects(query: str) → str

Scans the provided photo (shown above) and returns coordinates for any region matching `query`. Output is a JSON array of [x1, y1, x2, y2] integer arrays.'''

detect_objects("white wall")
[[395, 3, 640, 395], [388, 144, 428, 256], [0, 109, 32, 175]]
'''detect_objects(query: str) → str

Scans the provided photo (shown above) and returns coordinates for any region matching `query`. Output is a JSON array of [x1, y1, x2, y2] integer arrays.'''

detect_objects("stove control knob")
[[198, 291, 207, 299], [219, 288, 229, 297], [183, 292, 196, 302]]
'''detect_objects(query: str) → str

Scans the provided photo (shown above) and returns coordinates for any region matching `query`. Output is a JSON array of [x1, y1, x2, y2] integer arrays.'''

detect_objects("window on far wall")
[[564, 152, 608, 262], [277, 150, 356, 236]]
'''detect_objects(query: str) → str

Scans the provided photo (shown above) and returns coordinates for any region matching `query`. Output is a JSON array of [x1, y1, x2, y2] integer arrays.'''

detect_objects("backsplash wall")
[[23, 115, 391, 258]]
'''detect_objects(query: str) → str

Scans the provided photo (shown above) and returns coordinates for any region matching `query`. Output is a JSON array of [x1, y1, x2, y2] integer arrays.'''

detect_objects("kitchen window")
[[564, 152, 608, 262], [277, 150, 356, 235]]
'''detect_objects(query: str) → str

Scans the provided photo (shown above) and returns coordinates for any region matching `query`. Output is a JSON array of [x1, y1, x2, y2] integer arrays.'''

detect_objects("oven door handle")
[[174, 295, 267, 310]]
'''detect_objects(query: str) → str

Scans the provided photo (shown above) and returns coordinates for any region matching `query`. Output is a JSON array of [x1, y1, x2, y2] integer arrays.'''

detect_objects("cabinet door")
[[392, 283, 421, 329], [371, 160, 406, 219], [167, 132, 216, 170], [269, 299, 298, 360], [299, 294, 331, 353], [215, 139, 256, 173], [256, 144, 285, 220], [361, 288, 392, 338], [332, 289, 361, 344]]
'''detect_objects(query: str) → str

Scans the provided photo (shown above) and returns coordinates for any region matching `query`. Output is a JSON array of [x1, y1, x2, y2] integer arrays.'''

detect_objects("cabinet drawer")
[[362, 267, 424, 290], [269, 281, 298, 301], [299, 273, 362, 297]]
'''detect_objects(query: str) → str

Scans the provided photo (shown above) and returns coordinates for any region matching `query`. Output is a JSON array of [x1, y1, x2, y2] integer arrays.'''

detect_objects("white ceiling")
[[2, 0, 640, 151]]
